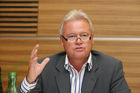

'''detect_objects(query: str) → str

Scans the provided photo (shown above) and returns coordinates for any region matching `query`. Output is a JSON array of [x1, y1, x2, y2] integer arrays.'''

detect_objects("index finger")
[[31, 44, 39, 59]]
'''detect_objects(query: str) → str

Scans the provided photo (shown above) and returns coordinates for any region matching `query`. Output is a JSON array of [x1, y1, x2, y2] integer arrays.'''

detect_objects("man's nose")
[[75, 36, 82, 44], [76, 37, 82, 41]]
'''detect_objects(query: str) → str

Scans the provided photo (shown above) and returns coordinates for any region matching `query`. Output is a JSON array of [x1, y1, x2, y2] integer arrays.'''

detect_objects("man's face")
[[60, 19, 94, 59]]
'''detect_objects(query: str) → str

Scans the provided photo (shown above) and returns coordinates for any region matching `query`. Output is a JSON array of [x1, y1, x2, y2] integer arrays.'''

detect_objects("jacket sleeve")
[[110, 61, 131, 93]]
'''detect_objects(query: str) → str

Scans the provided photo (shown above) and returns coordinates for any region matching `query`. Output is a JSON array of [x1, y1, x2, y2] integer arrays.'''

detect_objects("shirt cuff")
[[20, 77, 37, 93]]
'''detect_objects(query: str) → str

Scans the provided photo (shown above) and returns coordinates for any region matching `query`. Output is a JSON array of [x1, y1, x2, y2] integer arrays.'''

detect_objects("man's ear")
[[60, 35, 64, 46], [91, 33, 94, 45], [92, 33, 94, 40]]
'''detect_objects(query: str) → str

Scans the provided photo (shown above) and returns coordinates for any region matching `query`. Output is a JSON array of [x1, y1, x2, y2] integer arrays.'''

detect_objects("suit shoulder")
[[91, 50, 121, 65]]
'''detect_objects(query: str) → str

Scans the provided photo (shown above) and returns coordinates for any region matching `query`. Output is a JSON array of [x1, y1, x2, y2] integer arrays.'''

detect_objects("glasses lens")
[[81, 37, 89, 41], [67, 34, 76, 41], [80, 33, 89, 41]]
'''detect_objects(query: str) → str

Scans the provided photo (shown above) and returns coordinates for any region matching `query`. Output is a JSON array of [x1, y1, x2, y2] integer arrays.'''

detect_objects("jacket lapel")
[[55, 56, 71, 93], [81, 54, 99, 93], [55, 71, 71, 93]]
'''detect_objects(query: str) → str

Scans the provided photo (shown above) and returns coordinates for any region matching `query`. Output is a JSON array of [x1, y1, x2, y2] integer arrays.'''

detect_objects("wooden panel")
[[0, 0, 39, 36], [38, 39, 64, 58], [38, 0, 140, 37], [0, 39, 37, 92]]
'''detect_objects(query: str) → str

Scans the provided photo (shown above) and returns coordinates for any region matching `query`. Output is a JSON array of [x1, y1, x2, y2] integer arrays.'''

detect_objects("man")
[[19, 10, 131, 93]]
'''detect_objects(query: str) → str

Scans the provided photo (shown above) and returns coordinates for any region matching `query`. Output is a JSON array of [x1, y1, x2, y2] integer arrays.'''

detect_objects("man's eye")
[[81, 34, 88, 37], [68, 35, 75, 38]]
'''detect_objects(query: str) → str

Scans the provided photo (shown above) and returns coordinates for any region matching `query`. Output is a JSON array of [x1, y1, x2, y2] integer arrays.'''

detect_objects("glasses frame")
[[61, 35, 91, 42]]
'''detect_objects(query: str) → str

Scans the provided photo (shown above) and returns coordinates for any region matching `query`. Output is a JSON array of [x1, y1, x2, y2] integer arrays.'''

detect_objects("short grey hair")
[[59, 9, 94, 35]]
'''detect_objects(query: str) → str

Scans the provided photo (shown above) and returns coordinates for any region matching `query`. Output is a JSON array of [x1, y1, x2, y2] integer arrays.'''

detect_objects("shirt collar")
[[64, 53, 93, 71]]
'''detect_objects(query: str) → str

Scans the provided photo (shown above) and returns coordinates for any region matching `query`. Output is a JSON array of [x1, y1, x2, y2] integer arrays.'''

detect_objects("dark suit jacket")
[[19, 50, 131, 93]]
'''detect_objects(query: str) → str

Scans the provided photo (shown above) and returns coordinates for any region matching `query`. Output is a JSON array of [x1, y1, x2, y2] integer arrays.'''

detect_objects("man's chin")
[[73, 52, 87, 58]]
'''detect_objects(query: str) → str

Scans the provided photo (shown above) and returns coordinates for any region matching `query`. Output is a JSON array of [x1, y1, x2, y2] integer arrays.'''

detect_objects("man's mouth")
[[75, 47, 84, 51]]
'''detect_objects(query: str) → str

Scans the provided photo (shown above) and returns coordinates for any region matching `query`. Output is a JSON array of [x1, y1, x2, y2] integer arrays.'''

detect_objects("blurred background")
[[0, 0, 140, 92]]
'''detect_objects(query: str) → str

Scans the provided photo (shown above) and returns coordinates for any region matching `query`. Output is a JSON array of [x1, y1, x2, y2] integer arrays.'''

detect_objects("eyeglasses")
[[61, 32, 91, 42]]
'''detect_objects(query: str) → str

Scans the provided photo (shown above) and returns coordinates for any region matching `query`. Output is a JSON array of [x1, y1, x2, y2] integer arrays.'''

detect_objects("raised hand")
[[27, 44, 50, 83]]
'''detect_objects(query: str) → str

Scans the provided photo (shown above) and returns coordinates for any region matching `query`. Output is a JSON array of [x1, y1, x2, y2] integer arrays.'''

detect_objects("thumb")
[[41, 57, 50, 67]]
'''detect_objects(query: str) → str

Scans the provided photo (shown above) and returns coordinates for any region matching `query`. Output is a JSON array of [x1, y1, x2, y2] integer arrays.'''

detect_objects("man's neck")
[[69, 57, 88, 72]]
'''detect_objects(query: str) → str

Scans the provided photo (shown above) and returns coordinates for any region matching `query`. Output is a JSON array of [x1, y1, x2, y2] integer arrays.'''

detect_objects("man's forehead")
[[63, 20, 90, 34], [64, 18, 89, 24]]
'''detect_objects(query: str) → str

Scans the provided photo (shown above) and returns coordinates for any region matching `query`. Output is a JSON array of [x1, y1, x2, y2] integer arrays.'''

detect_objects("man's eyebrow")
[[66, 32, 89, 36], [66, 33, 75, 36]]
